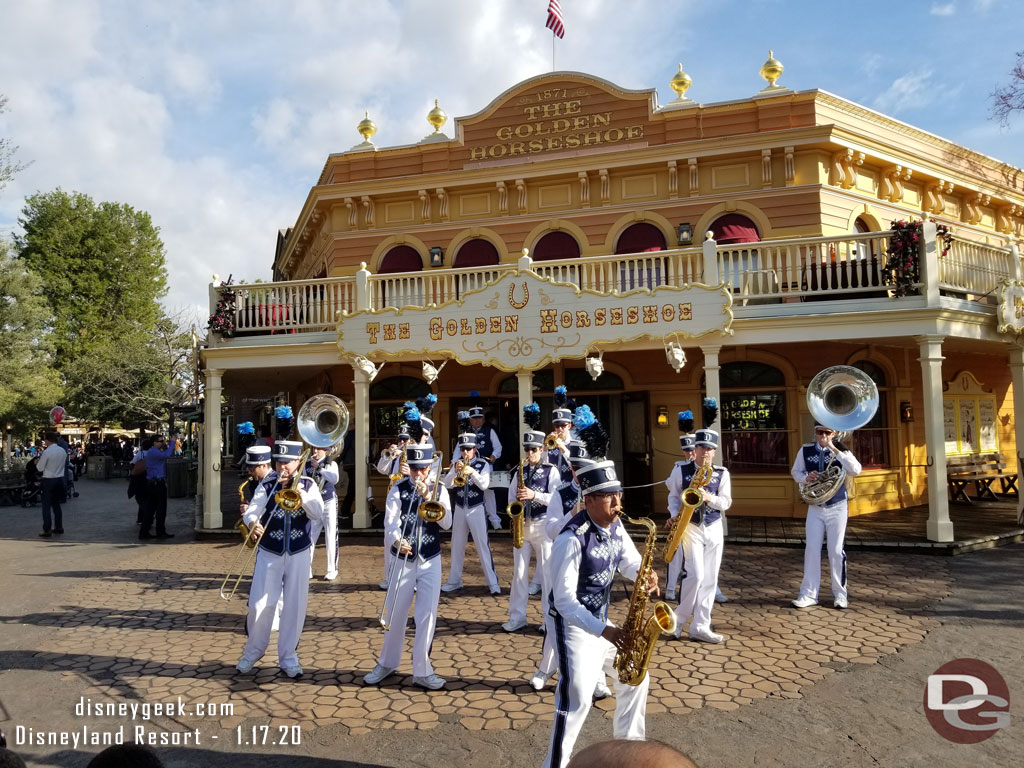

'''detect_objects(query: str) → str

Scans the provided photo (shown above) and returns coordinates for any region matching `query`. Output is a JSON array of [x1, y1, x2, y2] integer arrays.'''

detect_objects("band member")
[[306, 446, 340, 581], [663, 416, 696, 602], [235, 441, 324, 677], [532, 385, 574, 596], [441, 432, 500, 594], [670, 426, 732, 643], [503, 422, 561, 633], [375, 425, 410, 477], [363, 445, 453, 690], [790, 424, 862, 609], [542, 416, 657, 768], [469, 391, 503, 529], [242, 446, 274, 497], [416, 394, 437, 454]]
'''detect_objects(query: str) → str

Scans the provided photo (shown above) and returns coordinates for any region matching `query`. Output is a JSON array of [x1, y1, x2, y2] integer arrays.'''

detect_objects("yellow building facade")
[[200, 64, 1024, 542]]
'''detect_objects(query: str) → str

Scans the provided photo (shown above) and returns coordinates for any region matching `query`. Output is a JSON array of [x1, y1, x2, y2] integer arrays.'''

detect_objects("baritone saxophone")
[[614, 514, 677, 686]]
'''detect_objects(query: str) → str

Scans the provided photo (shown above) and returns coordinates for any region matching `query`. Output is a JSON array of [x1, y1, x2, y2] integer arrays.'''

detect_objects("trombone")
[[379, 452, 443, 629], [220, 478, 263, 600]]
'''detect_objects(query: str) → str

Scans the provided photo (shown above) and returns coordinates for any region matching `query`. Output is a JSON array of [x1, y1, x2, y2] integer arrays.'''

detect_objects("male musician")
[[663, 431, 695, 602], [669, 429, 732, 643], [533, 387, 575, 596], [790, 424, 862, 609], [543, 454, 657, 768], [363, 445, 453, 689], [416, 394, 438, 454], [306, 446, 340, 581], [375, 425, 410, 478], [441, 432, 500, 595], [469, 393, 503, 529], [236, 441, 324, 678], [503, 429, 561, 633]]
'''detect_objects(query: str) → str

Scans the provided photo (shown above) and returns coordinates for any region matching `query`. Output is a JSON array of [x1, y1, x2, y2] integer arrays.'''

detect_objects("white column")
[[1009, 344, 1024, 524], [352, 364, 372, 528], [919, 219, 940, 307], [700, 344, 722, 431], [917, 335, 953, 542], [516, 370, 533, 463], [201, 368, 224, 530], [702, 232, 719, 285]]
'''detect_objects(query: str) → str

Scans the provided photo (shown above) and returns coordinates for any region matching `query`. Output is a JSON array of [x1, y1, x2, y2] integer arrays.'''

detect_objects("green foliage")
[[0, 240, 62, 435], [0, 94, 29, 193]]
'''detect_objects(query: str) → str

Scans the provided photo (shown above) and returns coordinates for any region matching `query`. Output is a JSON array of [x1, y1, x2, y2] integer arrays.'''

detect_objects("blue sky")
[[1, 0, 1022, 319]]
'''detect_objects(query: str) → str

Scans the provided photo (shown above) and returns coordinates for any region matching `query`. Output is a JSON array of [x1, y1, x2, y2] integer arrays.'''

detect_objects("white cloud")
[[872, 69, 937, 114], [930, 2, 955, 15]]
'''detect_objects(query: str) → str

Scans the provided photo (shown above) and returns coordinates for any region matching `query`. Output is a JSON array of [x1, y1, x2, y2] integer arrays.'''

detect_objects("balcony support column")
[[352, 363, 373, 528], [917, 334, 953, 542], [201, 368, 224, 530], [919, 218, 940, 307], [1010, 344, 1024, 524]]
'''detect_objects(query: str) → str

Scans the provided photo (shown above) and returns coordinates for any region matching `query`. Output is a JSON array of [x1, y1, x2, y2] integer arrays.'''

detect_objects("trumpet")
[[452, 460, 474, 487], [507, 458, 526, 548], [545, 433, 563, 450]]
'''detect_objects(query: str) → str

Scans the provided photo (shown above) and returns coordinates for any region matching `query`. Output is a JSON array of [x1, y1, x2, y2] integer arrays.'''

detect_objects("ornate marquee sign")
[[337, 270, 733, 372], [995, 279, 1024, 334]]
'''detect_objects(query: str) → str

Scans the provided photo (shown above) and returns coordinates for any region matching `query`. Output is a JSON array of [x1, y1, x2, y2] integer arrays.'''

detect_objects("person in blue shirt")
[[140, 434, 177, 540]]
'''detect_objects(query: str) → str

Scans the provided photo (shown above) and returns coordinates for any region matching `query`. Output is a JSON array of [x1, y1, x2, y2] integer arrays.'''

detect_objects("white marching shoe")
[[689, 628, 724, 644], [791, 595, 818, 609]]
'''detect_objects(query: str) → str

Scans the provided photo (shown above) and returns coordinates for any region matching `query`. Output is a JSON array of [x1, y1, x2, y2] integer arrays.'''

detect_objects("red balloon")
[[50, 406, 65, 425]]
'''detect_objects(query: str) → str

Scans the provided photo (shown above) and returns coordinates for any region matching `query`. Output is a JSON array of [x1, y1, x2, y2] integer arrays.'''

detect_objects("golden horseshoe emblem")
[[508, 281, 529, 309]]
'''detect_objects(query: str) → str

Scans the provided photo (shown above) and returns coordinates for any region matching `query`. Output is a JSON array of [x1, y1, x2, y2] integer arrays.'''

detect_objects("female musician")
[[363, 445, 453, 690]]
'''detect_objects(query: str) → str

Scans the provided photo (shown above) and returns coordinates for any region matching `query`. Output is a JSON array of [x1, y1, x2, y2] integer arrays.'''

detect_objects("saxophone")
[[663, 455, 713, 563], [507, 458, 526, 548], [614, 514, 678, 686], [235, 478, 256, 547]]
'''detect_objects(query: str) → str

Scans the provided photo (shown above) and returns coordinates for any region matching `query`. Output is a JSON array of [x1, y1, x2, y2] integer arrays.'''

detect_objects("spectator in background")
[[255, 426, 273, 449], [128, 439, 152, 525], [338, 429, 356, 524], [140, 434, 177, 540], [37, 431, 67, 537]]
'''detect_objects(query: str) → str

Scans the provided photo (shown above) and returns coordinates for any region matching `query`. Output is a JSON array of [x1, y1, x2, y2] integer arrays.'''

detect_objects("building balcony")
[[206, 228, 1021, 348]]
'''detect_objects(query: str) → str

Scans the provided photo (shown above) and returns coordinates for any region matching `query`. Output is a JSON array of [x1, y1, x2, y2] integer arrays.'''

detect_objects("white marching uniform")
[[663, 460, 690, 597], [543, 512, 648, 768], [442, 458, 498, 589], [672, 463, 732, 636], [240, 476, 324, 671], [508, 462, 562, 627], [476, 425, 503, 527], [376, 450, 404, 583], [377, 478, 452, 676], [791, 444, 862, 604], [308, 458, 339, 578]]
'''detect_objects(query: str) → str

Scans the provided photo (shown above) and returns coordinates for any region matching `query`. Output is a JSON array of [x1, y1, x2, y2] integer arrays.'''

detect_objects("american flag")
[[545, 0, 565, 39]]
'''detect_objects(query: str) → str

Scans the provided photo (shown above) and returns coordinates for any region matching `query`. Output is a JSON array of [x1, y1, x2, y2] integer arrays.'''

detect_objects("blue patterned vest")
[[304, 458, 336, 501], [452, 457, 488, 509], [391, 477, 443, 560], [546, 447, 575, 489], [801, 444, 848, 506], [679, 462, 726, 526], [553, 511, 624, 621], [517, 462, 558, 520], [475, 427, 497, 462], [559, 480, 580, 517], [256, 475, 315, 555]]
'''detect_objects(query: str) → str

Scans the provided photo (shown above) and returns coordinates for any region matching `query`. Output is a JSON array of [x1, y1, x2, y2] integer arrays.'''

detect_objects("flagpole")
[[552, 33, 555, 71]]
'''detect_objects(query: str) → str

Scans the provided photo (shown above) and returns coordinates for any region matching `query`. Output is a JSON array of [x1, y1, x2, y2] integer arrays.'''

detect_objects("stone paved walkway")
[[18, 515, 951, 739]]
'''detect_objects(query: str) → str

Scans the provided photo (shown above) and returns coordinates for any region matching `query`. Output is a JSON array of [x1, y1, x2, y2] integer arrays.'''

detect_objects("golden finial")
[[670, 63, 692, 100], [760, 49, 784, 88], [357, 112, 377, 142], [427, 99, 447, 133]]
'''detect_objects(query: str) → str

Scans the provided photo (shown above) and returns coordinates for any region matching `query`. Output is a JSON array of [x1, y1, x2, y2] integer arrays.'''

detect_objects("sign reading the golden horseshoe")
[[337, 269, 733, 372]]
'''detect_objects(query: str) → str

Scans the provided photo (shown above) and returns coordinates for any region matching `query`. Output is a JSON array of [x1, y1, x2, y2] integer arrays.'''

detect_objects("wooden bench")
[[947, 452, 1019, 503]]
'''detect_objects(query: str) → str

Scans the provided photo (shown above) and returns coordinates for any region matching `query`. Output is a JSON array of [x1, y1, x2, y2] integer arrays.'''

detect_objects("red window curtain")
[[615, 223, 666, 254], [710, 214, 760, 245], [532, 231, 581, 261], [453, 239, 500, 268], [379, 245, 423, 273]]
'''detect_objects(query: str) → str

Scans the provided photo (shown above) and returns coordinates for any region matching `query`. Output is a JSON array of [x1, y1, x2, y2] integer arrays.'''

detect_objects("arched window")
[[379, 245, 423, 273], [532, 231, 581, 261], [615, 223, 666, 254], [452, 239, 500, 268], [713, 361, 788, 474], [709, 214, 760, 245], [848, 360, 889, 468]]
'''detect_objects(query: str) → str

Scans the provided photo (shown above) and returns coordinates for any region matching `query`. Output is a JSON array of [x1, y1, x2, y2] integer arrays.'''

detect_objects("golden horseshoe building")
[[200, 57, 1024, 542]]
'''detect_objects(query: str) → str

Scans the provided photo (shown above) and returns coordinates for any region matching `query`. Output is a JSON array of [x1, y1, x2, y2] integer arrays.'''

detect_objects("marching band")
[[222, 364, 871, 765]]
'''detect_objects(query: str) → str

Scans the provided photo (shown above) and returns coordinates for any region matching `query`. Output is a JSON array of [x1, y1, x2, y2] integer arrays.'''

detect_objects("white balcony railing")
[[207, 228, 1020, 344]]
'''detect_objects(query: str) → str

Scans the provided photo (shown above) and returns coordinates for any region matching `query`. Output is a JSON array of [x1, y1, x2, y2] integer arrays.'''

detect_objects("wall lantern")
[[656, 406, 669, 428], [429, 246, 444, 267], [900, 401, 914, 423], [677, 222, 693, 246]]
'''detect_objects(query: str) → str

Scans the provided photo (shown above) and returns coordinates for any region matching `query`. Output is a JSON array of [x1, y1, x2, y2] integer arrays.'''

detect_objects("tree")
[[0, 240, 62, 437], [0, 95, 29, 193], [15, 190, 173, 424], [992, 51, 1024, 127]]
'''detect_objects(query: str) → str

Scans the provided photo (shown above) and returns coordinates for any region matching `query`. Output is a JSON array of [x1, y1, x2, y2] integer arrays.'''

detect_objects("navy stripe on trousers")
[[840, 549, 847, 588], [550, 612, 571, 768]]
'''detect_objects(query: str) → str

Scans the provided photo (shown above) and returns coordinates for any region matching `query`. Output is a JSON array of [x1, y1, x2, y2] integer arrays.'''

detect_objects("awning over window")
[[711, 214, 760, 245]]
